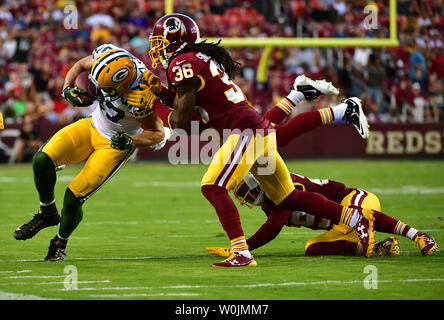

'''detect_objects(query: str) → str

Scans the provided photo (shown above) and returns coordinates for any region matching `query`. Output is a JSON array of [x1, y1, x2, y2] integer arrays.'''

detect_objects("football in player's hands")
[[74, 71, 95, 100], [62, 71, 94, 107]]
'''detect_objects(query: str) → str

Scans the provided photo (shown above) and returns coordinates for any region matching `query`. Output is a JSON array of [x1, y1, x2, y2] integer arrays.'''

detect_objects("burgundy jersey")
[[168, 51, 272, 135], [261, 173, 354, 230], [289, 173, 353, 204]]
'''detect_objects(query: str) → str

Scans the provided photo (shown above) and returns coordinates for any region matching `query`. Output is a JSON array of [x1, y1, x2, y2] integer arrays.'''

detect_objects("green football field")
[[0, 159, 443, 301]]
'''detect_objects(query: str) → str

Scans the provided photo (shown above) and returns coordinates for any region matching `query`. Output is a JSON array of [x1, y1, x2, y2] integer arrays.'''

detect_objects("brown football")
[[74, 71, 94, 99]]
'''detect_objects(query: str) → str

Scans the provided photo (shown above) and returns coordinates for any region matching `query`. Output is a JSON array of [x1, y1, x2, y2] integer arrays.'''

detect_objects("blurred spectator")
[[0, 0, 442, 163], [428, 73, 443, 122], [404, 82, 428, 123], [15, 114, 43, 163], [409, 42, 428, 92], [366, 53, 387, 114]]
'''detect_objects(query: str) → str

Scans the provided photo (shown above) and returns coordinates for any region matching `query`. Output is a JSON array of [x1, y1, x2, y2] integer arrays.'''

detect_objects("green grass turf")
[[0, 160, 443, 300]]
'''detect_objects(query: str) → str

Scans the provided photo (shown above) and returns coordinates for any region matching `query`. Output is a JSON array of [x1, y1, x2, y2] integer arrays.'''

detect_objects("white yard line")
[[0, 280, 111, 286], [0, 289, 56, 300], [1, 275, 65, 279], [88, 292, 200, 298], [1, 176, 444, 194], [46, 278, 444, 292]]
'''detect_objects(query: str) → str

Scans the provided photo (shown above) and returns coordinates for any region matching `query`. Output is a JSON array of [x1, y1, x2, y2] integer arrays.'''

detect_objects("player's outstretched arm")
[[207, 207, 291, 255], [63, 56, 92, 90], [132, 113, 165, 148], [62, 55, 94, 107], [110, 113, 165, 151], [246, 207, 291, 251]]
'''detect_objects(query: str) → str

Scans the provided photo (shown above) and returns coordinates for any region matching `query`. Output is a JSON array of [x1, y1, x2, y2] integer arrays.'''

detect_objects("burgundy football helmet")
[[149, 13, 201, 69]]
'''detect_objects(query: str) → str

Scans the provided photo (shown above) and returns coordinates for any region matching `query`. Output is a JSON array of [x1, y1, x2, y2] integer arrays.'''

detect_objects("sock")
[[267, 90, 304, 124], [201, 185, 245, 240], [331, 102, 347, 121], [372, 211, 418, 240], [58, 188, 83, 239], [32, 151, 57, 204], [339, 207, 360, 228], [56, 233, 69, 244], [318, 107, 335, 124], [40, 200, 55, 206], [231, 236, 251, 258], [395, 221, 418, 240], [275, 110, 323, 147]]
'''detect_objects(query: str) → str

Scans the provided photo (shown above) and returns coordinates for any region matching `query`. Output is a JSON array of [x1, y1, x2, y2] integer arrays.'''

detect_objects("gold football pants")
[[201, 132, 295, 205], [41, 118, 134, 202], [305, 190, 381, 251]]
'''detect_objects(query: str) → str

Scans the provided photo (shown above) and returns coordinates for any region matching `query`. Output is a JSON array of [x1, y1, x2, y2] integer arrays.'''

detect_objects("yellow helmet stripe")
[[90, 50, 132, 83]]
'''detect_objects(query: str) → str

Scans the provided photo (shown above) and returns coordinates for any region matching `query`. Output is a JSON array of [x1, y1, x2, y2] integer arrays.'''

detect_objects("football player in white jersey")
[[13, 44, 168, 261]]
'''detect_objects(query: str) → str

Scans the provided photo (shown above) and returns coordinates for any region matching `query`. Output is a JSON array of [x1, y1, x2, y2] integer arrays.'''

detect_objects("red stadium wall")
[[2, 123, 444, 161], [137, 123, 444, 160]]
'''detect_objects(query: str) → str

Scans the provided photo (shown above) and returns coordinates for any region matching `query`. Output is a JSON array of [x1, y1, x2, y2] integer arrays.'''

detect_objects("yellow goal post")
[[164, 0, 399, 82]]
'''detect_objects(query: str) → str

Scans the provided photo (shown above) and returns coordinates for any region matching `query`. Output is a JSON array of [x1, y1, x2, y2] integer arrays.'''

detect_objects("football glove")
[[141, 70, 162, 95], [110, 130, 133, 150], [122, 83, 157, 109], [206, 247, 232, 257], [62, 86, 93, 107], [150, 127, 172, 151]]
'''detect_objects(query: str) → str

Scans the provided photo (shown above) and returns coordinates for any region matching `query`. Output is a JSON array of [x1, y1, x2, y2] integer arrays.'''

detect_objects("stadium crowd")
[[0, 0, 443, 161]]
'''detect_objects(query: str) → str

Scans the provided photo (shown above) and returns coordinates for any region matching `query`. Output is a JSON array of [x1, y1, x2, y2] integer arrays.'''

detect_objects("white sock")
[[349, 210, 360, 228], [332, 103, 347, 121], [57, 233, 69, 241], [234, 249, 252, 259], [341, 207, 360, 227], [287, 90, 305, 105], [40, 200, 55, 207], [406, 228, 418, 240]]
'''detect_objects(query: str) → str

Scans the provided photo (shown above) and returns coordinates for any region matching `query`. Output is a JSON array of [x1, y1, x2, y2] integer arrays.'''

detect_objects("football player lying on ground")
[[13, 44, 170, 262], [124, 13, 374, 267], [206, 172, 437, 257]]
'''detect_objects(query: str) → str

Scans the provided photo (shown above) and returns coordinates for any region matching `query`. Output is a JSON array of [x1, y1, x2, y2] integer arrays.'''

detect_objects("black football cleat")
[[342, 97, 369, 139], [14, 205, 60, 240], [45, 236, 67, 262]]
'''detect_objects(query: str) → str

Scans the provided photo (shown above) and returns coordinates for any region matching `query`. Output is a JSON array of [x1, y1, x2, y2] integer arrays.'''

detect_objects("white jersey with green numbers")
[[90, 44, 152, 140]]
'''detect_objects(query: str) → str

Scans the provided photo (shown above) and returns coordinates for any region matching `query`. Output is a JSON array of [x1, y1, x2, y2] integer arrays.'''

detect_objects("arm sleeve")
[[152, 98, 173, 128], [157, 84, 175, 108], [246, 207, 291, 251]]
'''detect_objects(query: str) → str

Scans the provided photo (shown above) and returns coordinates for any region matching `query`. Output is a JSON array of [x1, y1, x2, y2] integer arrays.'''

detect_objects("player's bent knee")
[[201, 184, 227, 198], [64, 187, 84, 209], [32, 151, 55, 172]]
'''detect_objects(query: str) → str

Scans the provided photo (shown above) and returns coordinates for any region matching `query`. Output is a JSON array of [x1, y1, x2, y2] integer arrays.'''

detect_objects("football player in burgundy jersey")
[[125, 13, 376, 266], [206, 172, 437, 257]]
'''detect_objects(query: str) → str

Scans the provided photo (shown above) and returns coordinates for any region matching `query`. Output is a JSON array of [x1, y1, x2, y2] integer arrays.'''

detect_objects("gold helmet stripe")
[[90, 50, 132, 83]]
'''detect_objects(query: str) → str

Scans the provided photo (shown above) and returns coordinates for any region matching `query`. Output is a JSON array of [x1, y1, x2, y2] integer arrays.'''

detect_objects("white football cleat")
[[341, 97, 369, 139], [293, 74, 339, 100]]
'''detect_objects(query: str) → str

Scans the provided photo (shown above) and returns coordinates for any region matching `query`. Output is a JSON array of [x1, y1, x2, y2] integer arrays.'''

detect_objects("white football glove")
[[151, 126, 172, 151]]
